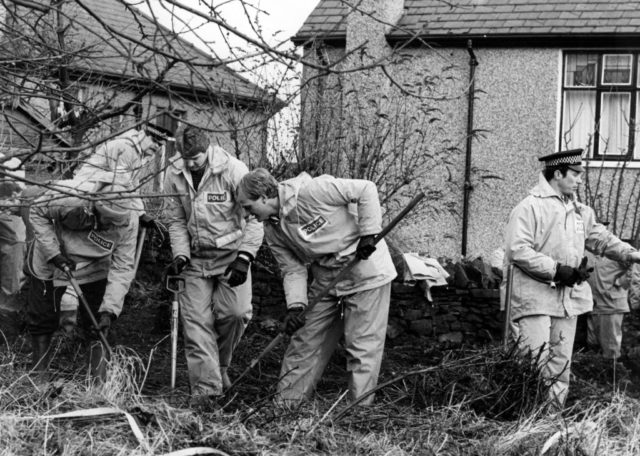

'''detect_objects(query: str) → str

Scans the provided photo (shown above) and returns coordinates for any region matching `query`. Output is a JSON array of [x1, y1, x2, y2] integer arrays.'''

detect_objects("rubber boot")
[[221, 367, 232, 391], [30, 334, 53, 381], [88, 341, 110, 384]]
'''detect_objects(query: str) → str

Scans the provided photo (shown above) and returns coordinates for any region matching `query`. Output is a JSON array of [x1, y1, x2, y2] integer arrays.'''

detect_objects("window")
[[155, 109, 183, 158], [560, 52, 639, 160]]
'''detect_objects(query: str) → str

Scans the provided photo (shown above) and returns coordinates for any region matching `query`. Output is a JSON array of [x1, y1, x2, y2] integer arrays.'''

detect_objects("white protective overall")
[[265, 173, 396, 405], [164, 146, 263, 397]]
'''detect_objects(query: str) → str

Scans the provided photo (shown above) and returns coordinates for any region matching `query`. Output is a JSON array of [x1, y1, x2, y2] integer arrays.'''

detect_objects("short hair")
[[181, 126, 210, 158], [543, 165, 571, 181], [238, 168, 279, 200]]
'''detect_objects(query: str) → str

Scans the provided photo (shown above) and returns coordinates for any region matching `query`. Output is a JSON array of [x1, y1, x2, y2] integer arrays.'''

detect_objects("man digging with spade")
[[25, 181, 138, 383], [237, 168, 397, 406]]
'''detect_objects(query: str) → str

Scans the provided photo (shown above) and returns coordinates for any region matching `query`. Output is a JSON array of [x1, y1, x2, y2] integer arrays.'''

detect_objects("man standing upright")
[[237, 168, 397, 406], [503, 149, 640, 407], [163, 126, 263, 408], [584, 248, 637, 360]]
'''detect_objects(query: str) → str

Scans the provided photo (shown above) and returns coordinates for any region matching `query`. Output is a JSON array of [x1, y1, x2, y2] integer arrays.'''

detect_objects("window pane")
[[602, 54, 632, 85], [599, 92, 630, 155], [565, 54, 598, 87], [562, 91, 596, 155], [635, 93, 640, 158]]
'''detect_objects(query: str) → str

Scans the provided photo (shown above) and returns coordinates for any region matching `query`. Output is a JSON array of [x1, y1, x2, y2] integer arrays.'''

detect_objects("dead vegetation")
[[2, 286, 640, 455]]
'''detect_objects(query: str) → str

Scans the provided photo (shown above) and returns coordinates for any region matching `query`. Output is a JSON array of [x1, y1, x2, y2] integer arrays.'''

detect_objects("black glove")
[[281, 307, 306, 335], [356, 235, 377, 260], [139, 213, 157, 229], [166, 256, 189, 276], [575, 256, 594, 285], [554, 264, 580, 287], [224, 253, 251, 287], [95, 311, 116, 338], [49, 254, 76, 272]]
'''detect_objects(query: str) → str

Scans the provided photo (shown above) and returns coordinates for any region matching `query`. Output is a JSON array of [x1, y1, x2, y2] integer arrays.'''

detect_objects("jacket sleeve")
[[504, 199, 557, 280], [229, 159, 264, 257], [265, 224, 308, 308], [99, 218, 138, 317], [583, 207, 636, 262], [163, 172, 191, 260], [314, 177, 382, 236], [628, 264, 640, 310], [29, 193, 75, 262], [75, 142, 141, 189]]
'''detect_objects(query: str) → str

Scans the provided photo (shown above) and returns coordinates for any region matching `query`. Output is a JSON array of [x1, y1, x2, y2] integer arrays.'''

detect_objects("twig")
[[306, 390, 348, 437]]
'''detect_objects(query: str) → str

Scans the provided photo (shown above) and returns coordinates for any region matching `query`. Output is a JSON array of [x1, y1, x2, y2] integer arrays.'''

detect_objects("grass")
[[2, 277, 640, 455], [2, 328, 640, 456]]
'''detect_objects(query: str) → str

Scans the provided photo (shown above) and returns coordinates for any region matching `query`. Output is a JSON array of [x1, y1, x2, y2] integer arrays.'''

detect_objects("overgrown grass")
[[2, 333, 640, 456]]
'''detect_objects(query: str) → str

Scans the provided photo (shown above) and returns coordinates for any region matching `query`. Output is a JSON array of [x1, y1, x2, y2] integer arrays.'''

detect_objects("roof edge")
[[293, 32, 640, 49]]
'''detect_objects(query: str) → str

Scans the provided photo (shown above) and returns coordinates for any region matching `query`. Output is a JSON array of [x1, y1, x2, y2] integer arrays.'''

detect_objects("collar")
[[530, 172, 576, 203]]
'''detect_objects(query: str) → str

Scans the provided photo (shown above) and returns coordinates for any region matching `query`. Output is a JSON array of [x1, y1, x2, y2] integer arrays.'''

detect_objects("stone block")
[[409, 319, 433, 336], [438, 331, 463, 344], [404, 309, 424, 320]]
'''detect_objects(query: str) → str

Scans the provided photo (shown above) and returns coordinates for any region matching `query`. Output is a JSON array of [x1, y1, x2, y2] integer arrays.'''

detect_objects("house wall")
[[468, 47, 560, 258], [300, 23, 640, 259]]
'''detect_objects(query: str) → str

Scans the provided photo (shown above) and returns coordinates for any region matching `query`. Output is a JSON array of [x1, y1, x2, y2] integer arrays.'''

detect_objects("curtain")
[[599, 92, 630, 156], [562, 91, 596, 155]]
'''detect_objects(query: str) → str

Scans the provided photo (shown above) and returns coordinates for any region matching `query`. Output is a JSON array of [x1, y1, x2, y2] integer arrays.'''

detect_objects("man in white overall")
[[163, 126, 263, 408], [237, 168, 397, 406], [27, 181, 138, 382]]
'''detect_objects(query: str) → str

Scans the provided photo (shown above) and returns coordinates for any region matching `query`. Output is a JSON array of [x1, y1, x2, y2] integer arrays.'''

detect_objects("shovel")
[[226, 191, 426, 393], [63, 266, 113, 358], [166, 275, 185, 389]]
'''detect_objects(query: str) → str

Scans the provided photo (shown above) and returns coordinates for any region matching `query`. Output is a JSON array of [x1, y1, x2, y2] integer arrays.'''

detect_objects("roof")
[[19, 0, 276, 108], [294, 0, 640, 45]]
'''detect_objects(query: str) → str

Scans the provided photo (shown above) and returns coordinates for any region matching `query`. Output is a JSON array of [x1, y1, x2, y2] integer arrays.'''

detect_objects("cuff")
[[237, 251, 254, 263]]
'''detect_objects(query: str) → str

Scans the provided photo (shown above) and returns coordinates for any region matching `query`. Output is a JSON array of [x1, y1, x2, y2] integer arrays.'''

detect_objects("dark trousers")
[[26, 277, 108, 339]]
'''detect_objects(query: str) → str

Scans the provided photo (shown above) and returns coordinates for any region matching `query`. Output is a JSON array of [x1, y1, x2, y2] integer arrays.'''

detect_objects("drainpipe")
[[461, 39, 478, 258]]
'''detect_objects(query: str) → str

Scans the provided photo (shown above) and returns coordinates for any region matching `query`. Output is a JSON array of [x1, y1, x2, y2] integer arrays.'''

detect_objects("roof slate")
[[294, 0, 640, 42], [58, 0, 271, 104]]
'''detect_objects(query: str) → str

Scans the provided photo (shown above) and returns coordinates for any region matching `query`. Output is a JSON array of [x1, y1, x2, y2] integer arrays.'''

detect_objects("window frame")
[[560, 51, 639, 161]]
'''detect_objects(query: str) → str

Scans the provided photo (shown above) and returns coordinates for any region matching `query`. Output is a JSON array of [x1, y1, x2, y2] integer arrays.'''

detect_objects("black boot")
[[88, 341, 110, 384], [30, 334, 53, 379]]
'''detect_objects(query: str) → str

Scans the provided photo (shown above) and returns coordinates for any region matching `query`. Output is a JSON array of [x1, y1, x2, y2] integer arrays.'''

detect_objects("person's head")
[[539, 149, 584, 197], [236, 168, 279, 222], [142, 123, 174, 155], [180, 126, 210, 171], [93, 184, 133, 228]]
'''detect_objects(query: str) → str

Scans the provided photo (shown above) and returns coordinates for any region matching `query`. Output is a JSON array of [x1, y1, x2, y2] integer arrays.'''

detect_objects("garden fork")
[[166, 275, 185, 389]]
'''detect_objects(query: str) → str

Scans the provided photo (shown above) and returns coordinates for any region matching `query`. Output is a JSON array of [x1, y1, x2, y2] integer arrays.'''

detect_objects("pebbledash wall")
[[297, 0, 640, 261]]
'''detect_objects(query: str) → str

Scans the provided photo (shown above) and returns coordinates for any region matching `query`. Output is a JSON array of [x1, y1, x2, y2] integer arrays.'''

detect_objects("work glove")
[[224, 253, 251, 287], [95, 311, 116, 339], [49, 254, 76, 272], [553, 258, 593, 288], [281, 306, 306, 335], [139, 213, 158, 230], [166, 256, 189, 276], [356, 234, 377, 260], [575, 256, 594, 285]]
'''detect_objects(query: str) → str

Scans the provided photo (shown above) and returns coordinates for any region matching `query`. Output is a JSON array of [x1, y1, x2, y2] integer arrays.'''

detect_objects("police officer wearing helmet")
[[163, 126, 263, 408], [26, 181, 138, 382], [502, 148, 640, 407]]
